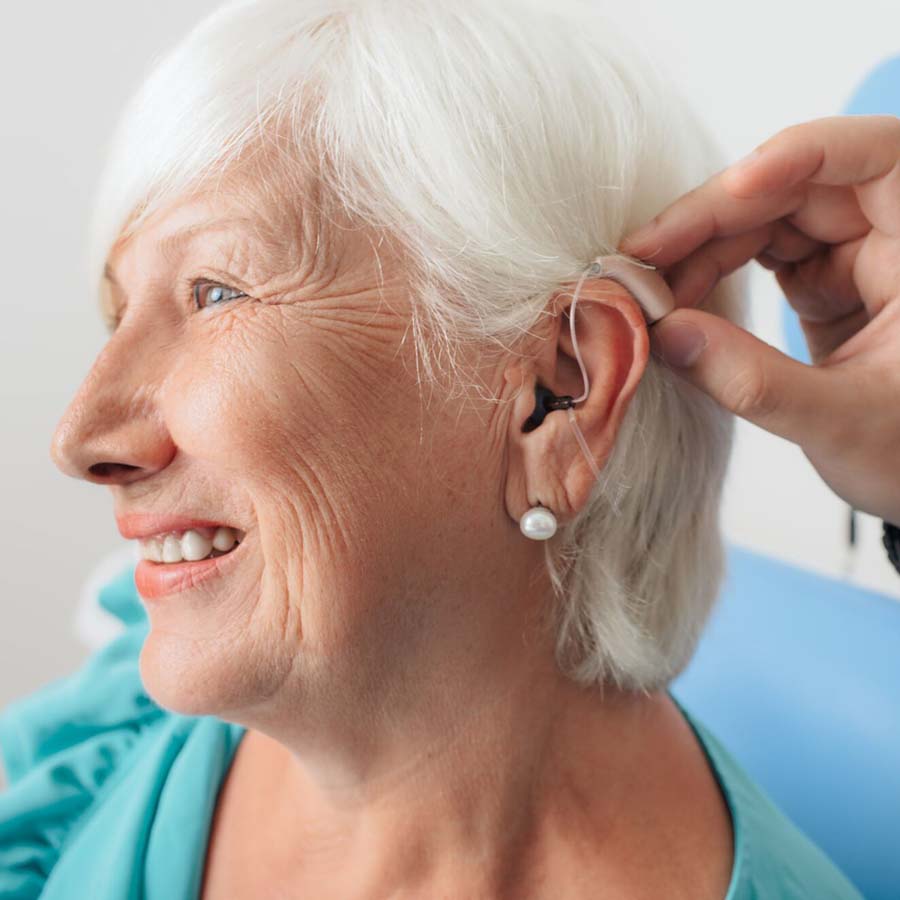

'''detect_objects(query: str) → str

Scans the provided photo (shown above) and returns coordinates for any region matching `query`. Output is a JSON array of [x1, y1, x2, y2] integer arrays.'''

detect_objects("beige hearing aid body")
[[589, 255, 675, 324]]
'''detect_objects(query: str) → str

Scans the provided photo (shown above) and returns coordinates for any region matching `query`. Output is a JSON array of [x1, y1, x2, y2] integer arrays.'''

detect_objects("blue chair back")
[[672, 545, 900, 900]]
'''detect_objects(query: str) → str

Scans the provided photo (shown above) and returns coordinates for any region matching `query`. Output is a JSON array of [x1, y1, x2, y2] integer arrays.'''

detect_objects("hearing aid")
[[586, 254, 675, 325]]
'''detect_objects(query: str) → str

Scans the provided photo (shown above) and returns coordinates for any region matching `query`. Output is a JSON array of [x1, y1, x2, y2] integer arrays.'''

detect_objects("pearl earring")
[[519, 505, 558, 541]]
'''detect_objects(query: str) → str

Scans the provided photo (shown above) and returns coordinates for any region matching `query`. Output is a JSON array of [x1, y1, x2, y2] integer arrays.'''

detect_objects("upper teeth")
[[139, 526, 245, 563]]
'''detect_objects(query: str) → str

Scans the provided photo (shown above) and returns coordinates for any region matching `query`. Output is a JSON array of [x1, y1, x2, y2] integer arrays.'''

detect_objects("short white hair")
[[90, 0, 746, 692]]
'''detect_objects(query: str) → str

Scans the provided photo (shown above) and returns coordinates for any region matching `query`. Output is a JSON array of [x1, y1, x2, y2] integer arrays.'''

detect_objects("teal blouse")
[[0, 563, 863, 899]]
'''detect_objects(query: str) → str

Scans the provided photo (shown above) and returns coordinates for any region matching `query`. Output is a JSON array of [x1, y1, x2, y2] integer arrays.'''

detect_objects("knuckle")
[[719, 365, 778, 421]]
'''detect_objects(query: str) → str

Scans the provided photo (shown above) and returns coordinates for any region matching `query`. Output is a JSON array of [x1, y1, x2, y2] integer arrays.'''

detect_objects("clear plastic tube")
[[564, 262, 603, 483]]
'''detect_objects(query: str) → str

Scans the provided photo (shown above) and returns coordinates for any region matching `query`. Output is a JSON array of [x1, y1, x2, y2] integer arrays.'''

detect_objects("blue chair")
[[672, 544, 900, 900]]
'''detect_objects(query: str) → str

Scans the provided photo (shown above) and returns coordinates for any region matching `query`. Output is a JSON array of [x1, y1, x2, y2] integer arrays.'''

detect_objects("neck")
[[228, 654, 678, 897]]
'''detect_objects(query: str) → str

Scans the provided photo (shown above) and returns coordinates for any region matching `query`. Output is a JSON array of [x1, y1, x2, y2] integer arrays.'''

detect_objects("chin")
[[138, 627, 256, 719], [138, 627, 288, 722]]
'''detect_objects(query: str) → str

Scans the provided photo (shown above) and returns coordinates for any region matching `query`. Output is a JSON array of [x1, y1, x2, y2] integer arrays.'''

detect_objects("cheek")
[[161, 315, 424, 633], [167, 307, 418, 492], [166, 319, 305, 465]]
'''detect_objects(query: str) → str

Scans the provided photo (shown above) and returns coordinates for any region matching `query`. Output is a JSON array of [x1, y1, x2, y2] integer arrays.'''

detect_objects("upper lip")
[[115, 513, 240, 541]]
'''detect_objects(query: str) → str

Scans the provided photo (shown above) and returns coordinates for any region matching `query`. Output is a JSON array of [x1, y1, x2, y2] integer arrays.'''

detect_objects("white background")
[[2, 1, 899, 751]]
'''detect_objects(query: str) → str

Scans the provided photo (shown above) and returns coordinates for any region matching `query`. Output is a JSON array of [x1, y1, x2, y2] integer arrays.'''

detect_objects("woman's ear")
[[504, 278, 650, 528]]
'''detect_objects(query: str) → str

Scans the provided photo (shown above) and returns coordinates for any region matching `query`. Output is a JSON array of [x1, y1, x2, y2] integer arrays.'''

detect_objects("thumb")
[[649, 308, 837, 446]]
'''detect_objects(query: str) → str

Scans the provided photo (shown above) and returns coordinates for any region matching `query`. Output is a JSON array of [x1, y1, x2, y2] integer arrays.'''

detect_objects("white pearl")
[[520, 506, 558, 540]]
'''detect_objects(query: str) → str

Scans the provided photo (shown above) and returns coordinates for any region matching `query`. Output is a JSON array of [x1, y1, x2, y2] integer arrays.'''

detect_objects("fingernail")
[[651, 322, 708, 368]]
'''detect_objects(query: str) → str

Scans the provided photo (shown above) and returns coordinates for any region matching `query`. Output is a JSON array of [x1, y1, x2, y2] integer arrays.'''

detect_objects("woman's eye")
[[193, 281, 247, 310]]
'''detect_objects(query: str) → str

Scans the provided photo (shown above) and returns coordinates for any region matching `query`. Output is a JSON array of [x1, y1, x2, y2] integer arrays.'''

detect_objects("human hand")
[[619, 115, 900, 524]]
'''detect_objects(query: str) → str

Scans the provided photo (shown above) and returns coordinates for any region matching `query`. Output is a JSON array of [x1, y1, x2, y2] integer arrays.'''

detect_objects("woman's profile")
[[0, 0, 863, 897]]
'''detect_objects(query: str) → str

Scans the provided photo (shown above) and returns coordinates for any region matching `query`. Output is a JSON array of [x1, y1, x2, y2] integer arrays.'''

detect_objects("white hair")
[[90, 0, 746, 692]]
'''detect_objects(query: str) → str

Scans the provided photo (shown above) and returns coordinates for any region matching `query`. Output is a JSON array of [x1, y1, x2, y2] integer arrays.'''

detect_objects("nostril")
[[88, 462, 141, 480]]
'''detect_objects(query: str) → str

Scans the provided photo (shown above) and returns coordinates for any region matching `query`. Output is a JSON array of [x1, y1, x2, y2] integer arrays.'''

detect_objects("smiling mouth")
[[134, 530, 249, 601], [138, 525, 246, 564]]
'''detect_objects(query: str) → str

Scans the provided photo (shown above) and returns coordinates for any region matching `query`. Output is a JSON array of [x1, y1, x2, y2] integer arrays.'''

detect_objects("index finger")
[[619, 114, 900, 267], [723, 114, 900, 197], [617, 172, 806, 267]]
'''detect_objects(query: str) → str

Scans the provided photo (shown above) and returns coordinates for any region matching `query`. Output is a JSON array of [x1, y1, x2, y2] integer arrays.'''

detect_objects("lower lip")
[[135, 539, 247, 601]]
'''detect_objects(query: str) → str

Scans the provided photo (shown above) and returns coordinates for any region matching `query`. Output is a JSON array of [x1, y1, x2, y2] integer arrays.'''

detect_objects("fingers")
[[764, 219, 822, 264], [619, 115, 896, 266], [665, 226, 771, 308], [722, 114, 900, 238], [619, 174, 867, 270], [648, 308, 846, 447], [796, 305, 871, 364], [660, 233, 869, 364], [757, 220, 821, 270], [619, 178, 806, 268], [775, 237, 866, 323], [663, 220, 821, 309], [782, 182, 870, 244], [722, 114, 900, 197]]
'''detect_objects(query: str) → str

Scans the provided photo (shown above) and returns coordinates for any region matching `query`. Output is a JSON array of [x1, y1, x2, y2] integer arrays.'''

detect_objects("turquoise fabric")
[[0, 564, 862, 899]]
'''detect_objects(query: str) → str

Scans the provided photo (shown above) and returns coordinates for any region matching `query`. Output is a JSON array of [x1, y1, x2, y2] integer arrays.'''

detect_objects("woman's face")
[[51, 174, 544, 731]]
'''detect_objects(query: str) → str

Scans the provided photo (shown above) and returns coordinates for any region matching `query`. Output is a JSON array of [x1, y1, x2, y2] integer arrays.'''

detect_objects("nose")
[[50, 331, 176, 485]]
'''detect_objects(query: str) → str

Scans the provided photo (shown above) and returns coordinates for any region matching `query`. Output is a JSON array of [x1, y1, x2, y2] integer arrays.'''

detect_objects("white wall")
[[2, 1, 899, 757]]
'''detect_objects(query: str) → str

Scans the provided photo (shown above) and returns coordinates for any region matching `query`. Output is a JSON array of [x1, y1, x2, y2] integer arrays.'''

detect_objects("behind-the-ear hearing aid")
[[519, 254, 676, 541]]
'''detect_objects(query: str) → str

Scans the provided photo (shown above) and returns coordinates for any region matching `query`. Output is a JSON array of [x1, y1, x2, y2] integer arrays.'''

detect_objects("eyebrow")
[[103, 219, 238, 286]]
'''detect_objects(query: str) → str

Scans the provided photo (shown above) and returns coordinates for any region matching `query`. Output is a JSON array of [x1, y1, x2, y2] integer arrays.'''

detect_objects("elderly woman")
[[0, 1, 863, 898]]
